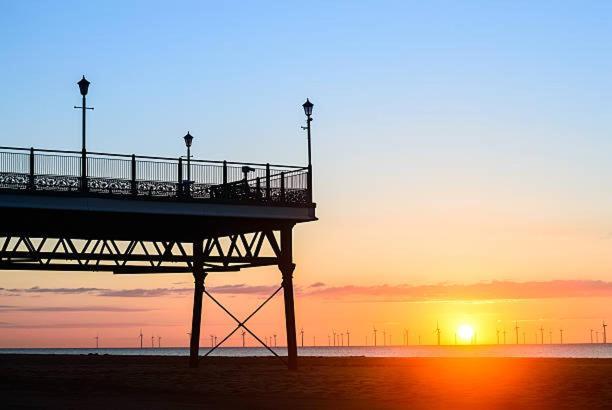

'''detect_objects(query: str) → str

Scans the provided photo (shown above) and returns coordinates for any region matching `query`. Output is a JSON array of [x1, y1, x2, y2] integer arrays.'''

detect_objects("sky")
[[0, 0, 611, 347]]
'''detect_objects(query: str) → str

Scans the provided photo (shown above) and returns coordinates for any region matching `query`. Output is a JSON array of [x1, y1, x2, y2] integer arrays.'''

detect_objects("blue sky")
[[3, 1, 612, 347], [2, 1, 612, 285]]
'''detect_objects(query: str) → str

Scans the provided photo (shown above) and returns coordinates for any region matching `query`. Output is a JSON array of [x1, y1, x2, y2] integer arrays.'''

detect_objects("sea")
[[1, 344, 611, 358]]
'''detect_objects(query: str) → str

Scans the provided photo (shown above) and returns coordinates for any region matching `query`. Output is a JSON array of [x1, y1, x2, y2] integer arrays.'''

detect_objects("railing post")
[[280, 172, 285, 203], [307, 164, 313, 203], [265, 163, 271, 199], [131, 154, 137, 196], [178, 157, 183, 197], [28, 147, 35, 191], [81, 149, 88, 193], [222, 160, 227, 199]]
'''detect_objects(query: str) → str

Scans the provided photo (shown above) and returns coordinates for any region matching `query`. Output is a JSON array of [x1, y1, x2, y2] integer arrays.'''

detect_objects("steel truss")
[[0, 228, 299, 370], [0, 231, 282, 273], [203, 285, 287, 366]]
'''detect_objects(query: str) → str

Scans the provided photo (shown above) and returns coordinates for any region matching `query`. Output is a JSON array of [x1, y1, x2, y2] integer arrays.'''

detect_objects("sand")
[[0, 355, 611, 409]]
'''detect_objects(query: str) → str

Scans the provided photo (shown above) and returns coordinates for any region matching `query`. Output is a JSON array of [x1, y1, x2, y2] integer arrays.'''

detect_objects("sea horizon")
[[2, 344, 611, 358]]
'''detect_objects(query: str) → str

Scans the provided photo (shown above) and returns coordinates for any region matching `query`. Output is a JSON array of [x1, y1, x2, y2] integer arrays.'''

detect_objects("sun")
[[457, 324, 474, 342]]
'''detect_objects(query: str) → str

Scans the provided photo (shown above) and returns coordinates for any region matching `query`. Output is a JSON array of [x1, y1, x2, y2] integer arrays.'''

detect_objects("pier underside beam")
[[0, 231, 281, 273]]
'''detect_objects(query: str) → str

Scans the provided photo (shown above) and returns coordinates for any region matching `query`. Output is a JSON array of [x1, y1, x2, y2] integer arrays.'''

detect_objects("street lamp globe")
[[302, 98, 313, 116], [183, 132, 194, 148], [77, 76, 90, 96]]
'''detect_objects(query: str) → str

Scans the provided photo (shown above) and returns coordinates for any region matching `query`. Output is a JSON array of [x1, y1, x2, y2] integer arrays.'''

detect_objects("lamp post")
[[302, 98, 313, 202], [74, 76, 93, 192], [183, 132, 194, 194]]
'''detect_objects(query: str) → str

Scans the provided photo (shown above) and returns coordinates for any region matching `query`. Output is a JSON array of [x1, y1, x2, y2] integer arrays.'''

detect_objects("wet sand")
[[1, 355, 611, 409]]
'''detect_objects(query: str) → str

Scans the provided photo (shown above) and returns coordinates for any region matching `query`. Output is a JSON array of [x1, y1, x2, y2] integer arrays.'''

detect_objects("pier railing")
[[0, 147, 312, 205]]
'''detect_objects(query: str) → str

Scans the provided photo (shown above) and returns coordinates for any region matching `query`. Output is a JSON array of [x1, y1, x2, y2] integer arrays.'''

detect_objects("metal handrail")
[[0, 146, 304, 169], [0, 145, 312, 205]]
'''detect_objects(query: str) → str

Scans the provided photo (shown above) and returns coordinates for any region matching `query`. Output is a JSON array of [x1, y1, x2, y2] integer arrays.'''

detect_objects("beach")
[[1, 355, 611, 409]]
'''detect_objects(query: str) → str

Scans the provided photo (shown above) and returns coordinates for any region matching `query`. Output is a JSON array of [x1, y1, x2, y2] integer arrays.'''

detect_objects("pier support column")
[[189, 240, 206, 368], [280, 227, 298, 371]]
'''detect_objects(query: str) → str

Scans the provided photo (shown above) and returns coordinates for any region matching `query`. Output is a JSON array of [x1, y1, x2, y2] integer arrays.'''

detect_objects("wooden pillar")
[[189, 240, 205, 368], [280, 226, 298, 370]]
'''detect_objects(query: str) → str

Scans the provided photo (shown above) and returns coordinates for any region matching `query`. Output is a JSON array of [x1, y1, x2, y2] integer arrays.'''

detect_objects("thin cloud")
[[3, 280, 611, 302], [1, 284, 285, 298], [0, 305, 152, 313], [304, 280, 612, 302], [210, 284, 279, 294], [1, 287, 104, 294], [99, 288, 191, 297], [0, 322, 165, 329]]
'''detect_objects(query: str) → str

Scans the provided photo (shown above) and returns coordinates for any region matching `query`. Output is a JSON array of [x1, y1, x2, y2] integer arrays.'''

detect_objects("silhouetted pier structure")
[[0, 84, 316, 370], [0, 144, 315, 368], [0, 76, 317, 369]]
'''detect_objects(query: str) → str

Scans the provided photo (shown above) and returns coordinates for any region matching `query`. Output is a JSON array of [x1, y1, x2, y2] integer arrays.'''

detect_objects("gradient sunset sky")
[[1, 1, 611, 347]]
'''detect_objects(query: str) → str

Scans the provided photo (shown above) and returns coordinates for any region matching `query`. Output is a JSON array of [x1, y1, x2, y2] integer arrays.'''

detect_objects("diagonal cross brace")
[[201, 285, 286, 366]]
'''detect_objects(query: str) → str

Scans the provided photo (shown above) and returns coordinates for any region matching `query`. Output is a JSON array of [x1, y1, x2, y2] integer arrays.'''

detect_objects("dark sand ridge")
[[1, 355, 611, 409]]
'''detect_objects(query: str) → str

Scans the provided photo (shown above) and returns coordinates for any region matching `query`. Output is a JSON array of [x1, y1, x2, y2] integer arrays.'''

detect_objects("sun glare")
[[457, 324, 474, 342]]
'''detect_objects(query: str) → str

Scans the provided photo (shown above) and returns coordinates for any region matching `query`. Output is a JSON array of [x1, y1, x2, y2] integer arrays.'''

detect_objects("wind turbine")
[[603, 321, 608, 344], [273, 334, 277, 347], [549, 330, 552, 344], [590, 329, 594, 344], [515, 321, 519, 345], [435, 322, 441, 346], [341, 332, 344, 347], [373, 327, 377, 347], [560, 329, 563, 344], [158, 336, 162, 348], [540, 326, 544, 345], [332, 330, 336, 347], [210, 335, 214, 347], [139, 329, 143, 349], [496, 329, 500, 345], [404, 329, 409, 346], [95, 334, 99, 349], [503, 329, 506, 345], [300, 328, 304, 347], [383, 330, 386, 346], [151, 335, 154, 348], [241, 330, 246, 347], [346, 330, 350, 347]]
